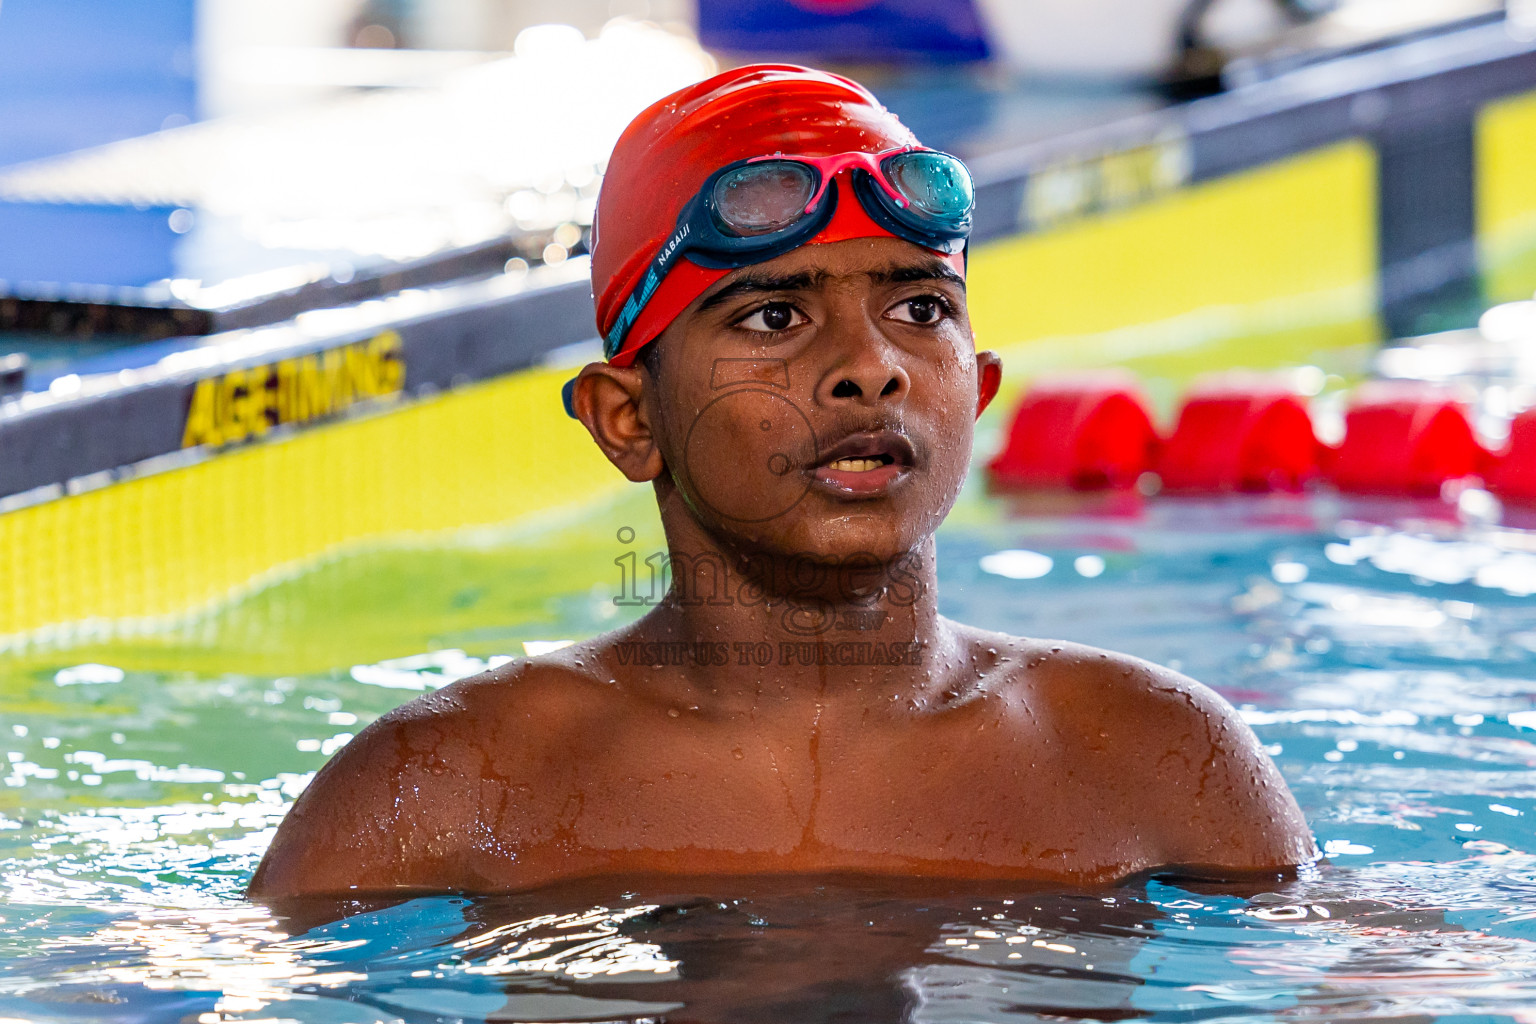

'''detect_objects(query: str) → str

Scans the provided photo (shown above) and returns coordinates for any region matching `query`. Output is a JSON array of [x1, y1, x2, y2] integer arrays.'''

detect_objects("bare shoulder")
[[960, 627, 1318, 877], [247, 644, 614, 898]]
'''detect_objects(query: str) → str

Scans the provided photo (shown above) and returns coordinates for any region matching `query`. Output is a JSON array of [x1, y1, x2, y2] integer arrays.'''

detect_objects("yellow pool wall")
[[1477, 87, 1536, 304]]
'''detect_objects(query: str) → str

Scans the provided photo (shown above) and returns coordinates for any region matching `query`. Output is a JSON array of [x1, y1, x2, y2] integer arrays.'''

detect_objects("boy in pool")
[[250, 65, 1316, 898]]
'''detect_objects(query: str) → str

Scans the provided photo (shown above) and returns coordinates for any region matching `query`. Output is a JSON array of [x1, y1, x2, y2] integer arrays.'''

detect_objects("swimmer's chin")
[[720, 526, 914, 563]]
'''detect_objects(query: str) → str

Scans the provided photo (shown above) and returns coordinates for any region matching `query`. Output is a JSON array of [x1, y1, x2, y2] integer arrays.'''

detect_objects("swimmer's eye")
[[735, 301, 807, 334], [886, 294, 953, 326]]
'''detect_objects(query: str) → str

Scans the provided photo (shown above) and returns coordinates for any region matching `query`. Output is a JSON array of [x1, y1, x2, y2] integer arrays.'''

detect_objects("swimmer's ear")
[[975, 351, 1002, 419], [570, 362, 665, 482]]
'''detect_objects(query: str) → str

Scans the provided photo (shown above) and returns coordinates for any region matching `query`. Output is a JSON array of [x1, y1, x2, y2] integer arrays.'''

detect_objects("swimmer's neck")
[[623, 507, 961, 701]]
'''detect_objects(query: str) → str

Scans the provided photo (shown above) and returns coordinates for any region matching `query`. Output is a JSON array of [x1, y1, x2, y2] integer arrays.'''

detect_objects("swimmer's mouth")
[[826, 455, 895, 472], [811, 431, 916, 493]]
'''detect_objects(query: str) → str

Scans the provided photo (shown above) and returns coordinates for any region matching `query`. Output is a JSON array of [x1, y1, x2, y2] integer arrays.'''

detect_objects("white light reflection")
[[54, 663, 126, 686], [460, 905, 679, 980], [979, 550, 1054, 580], [28, 905, 347, 1017], [1291, 582, 1457, 631], [349, 649, 513, 690], [1322, 530, 1536, 595], [1480, 301, 1536, 344], [1272, 561, 1308, 584], [1241, 709, 1420, 727], [1323, 839, 1375, 856], [523, 640, 575, 656]]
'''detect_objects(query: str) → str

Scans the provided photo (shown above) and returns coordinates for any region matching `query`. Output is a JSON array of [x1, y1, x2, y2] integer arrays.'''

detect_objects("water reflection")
[[11, 869, 1536, 1023], [5, 496, 1536, 1019], [3, 877, 1168, 1023]]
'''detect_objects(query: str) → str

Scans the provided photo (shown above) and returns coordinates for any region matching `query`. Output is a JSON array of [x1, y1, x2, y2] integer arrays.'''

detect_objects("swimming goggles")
[[602, 146, 975, 361]]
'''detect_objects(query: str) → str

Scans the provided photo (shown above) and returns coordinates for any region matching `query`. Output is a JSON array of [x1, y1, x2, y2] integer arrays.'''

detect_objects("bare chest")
[[475, 706, 1148, 883]]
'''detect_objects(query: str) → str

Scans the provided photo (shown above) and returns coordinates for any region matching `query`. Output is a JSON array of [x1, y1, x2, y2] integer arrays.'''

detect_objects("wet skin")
[[249, 236, 1317, 898]]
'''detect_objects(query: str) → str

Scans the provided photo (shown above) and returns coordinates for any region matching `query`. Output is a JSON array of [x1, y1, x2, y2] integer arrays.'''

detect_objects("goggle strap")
[[605, 219, 693, 358]]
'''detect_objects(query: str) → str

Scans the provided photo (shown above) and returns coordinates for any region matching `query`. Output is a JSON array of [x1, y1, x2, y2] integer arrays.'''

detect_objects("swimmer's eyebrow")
[[696, 270, 827, 313], [696, 260, 964, 315], [867, 261, 967, 290]]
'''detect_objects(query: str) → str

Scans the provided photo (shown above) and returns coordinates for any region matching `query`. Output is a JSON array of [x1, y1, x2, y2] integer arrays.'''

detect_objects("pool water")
[[5, 484, 1536, 1023]]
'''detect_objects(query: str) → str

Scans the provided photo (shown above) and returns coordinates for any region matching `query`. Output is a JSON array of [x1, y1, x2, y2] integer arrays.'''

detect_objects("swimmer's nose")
[[829, 375, 903, 400], [819, 344, 909, 407]]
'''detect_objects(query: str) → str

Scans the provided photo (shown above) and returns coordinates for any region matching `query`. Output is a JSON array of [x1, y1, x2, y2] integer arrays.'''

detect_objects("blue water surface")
[[4, 489, 1536, 1022]]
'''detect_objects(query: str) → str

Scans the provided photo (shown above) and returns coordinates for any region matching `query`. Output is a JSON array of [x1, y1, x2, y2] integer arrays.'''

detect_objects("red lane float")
[[1485, 407, 1536, 502], [987, 374, 1157, 490], [1325, 381, 1481, 495], [1156, 376, 1320, 492], [985, 373, 1526, 500]]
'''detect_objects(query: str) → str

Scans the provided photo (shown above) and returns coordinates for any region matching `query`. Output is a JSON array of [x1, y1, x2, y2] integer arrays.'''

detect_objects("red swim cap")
[[590, 63, 961, 366]]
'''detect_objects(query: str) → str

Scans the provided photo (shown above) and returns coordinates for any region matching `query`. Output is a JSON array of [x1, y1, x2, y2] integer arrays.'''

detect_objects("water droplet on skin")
[[732, 748, 745, 759], [667, 708, 680, 718]]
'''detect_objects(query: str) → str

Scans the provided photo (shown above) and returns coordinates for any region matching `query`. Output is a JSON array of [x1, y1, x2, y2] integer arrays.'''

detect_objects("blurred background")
[[9, 7, 1536, 1022], [1, 0, 1535, 633], [0, 0, 1518, 370], [4, 0, 1536, 633]]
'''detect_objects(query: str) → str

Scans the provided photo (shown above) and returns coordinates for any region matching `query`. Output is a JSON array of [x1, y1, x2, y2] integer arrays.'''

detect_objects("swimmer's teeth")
[[830, 457, 881, 472]]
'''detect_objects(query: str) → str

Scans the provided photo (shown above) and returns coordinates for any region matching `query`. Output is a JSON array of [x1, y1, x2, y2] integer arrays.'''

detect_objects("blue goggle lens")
[[883, 151, 973, 223]]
